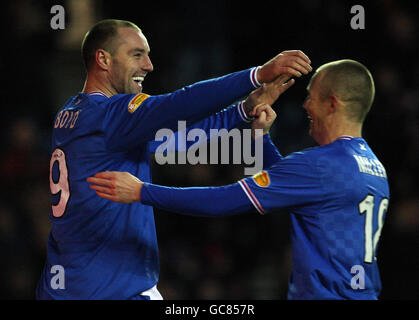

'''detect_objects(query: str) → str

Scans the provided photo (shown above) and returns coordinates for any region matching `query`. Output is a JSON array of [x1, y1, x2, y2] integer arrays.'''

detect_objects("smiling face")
[[303, 71, 330, 145], [108, 27, 153, 94]]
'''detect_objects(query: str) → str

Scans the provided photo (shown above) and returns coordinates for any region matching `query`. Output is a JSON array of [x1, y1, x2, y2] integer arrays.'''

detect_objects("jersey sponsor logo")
[[128, 93, 149, 113], [252, 170, 270, 187]]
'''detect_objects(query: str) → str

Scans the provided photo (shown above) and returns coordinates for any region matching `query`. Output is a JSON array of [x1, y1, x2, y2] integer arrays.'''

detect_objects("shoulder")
[[273, 145, 325, 168], [102, 93, 152, 114], [269, 141, 354, 178], [263, 147, 322, 180]]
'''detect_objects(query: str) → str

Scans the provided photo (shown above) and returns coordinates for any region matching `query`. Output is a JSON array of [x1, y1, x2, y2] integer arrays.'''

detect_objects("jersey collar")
[[87, 91, 109, 98], [337, 135, 354, 140]]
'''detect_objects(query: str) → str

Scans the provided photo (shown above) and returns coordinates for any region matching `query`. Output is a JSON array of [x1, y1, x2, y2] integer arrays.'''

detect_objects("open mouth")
[[307, 115, 313, 128], [132, 76, 144, 87]]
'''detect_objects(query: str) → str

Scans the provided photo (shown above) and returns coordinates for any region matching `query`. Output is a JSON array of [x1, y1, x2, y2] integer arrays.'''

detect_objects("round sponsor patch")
[[252, 170, 270, 187]]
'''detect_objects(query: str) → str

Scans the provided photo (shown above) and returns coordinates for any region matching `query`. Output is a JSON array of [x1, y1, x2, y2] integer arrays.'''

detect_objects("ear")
[[95, 49, 112, 71], [328, 94, 339, 114]]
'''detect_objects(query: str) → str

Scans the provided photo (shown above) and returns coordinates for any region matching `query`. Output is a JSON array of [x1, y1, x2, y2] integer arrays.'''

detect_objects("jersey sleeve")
[[141, 182, 254, 217], [238, 150, 326, 215], [256, 134, 283, 169], [140, 150, 325, 217], [148, 101, 252, 154], [102, 68, 260, 151]]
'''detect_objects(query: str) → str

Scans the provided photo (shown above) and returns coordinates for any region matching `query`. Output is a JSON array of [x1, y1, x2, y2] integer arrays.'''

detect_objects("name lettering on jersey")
[[54, 110, 80, 129], [353, 154, 387, 178], [252, 170, 270, 187], [128, 93, 149, 113]]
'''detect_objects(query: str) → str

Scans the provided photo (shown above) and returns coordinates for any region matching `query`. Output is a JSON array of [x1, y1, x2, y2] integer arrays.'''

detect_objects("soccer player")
[[88, 59, 390, 299], [37, 18, 311, 300]]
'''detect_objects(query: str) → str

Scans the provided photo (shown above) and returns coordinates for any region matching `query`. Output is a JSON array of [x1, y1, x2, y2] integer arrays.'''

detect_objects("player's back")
[[285, 137, 390, 299], [37, 93, 159, 299]]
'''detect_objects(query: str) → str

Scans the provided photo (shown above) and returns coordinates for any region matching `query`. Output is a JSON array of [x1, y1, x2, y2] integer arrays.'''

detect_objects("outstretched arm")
[[87, 104, 282, 214], [148, 74, 295, 154], [87, 171, 254, 217], [103, 51, 311, 151]]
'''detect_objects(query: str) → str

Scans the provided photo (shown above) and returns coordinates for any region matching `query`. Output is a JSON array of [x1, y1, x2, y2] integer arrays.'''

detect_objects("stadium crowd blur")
[[0, 0, 418, 299]]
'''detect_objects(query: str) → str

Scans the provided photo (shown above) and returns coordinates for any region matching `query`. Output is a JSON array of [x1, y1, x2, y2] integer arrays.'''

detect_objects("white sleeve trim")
[[237, 101, 254, 123], [250, 66, 262, 88], [238, 180, 266, 215]]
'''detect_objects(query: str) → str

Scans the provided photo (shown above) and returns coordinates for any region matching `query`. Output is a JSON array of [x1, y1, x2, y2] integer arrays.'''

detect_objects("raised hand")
[[257, 50, 312, 83], [243, 74, 295, 117], [250, 103, 277, 139]]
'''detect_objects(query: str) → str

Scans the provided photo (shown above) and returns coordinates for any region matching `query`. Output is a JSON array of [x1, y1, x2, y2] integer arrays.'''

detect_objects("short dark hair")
[[81, 19, 141, 71], [317, 59, 375, 123]]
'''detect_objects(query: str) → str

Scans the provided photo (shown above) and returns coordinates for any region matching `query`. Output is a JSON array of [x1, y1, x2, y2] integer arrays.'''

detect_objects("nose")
[[143, 55, 153, 73]]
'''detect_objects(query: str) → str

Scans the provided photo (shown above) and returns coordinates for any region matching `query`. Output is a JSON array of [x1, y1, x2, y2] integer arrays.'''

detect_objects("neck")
[[82, 72, 116, 97], [319, 121, 362, 146]]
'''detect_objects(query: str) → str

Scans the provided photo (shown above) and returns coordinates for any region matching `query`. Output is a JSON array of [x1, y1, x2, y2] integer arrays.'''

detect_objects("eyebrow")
[[129, 48, 150, 55]]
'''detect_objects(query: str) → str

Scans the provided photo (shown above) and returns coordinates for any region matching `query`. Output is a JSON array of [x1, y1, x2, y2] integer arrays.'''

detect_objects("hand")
[[243, 74, 295, 117], [251, 104, 277, 139], [257, 50, 312, 83], [87, 171, 143, 204]]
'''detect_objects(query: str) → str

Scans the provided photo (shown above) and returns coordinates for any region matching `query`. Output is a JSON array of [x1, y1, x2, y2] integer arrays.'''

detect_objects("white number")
[[358, 194, 388, 263], [49, 148, 70, 217]]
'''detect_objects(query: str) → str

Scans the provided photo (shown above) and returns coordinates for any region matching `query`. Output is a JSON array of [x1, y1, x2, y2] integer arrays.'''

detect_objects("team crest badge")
[[128, 93, 150, 113], [252, 170, 270, 187]]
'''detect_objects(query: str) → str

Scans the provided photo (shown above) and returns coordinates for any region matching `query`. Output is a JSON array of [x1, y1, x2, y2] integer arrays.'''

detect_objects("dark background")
[[0, 0, 418, 299]]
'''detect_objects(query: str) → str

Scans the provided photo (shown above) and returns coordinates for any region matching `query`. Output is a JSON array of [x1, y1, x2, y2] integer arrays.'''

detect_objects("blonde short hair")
[[316, 59, 375, 123]]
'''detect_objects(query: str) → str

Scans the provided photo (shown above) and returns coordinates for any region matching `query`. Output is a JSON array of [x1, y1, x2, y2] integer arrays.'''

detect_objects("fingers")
[[86, 176, 113, 187], [278, 65, 306, 78], [92, 171, 115, 179], [281, 50, 311, 64], [95, 191, 117, 202], [271, 74, 293, 86], [264, 75, 295, 96], [258, 50, 312, 83], [89, 183, 114, 195], [258, 110, 276, 123], [276, 51, 312, 77], [279, 78, 295, 93], [251, 104, 268, 117], [258, 110, 267, 122], [289, 57, 313, 75], [250, 103, 276, 119], [268, 74, 294, 89], [88, 179, 117, 201], [251, 104, 277, 137], [278, 66, 302, 78]]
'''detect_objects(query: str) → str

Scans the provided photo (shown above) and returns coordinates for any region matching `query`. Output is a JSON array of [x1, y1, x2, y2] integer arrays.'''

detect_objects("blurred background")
[[0, 0, 418, 299]]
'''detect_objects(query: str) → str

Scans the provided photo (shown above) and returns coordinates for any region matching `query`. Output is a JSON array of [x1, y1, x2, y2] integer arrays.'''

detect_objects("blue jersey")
[[36, 68, 258, 300], [141, 135, 390, 299]]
